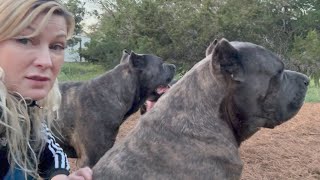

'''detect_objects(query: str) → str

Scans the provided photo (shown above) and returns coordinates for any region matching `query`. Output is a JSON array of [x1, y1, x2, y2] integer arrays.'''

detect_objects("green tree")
[[65, 0, 86, 50], [82, 0, 320, 76], [83, 0, 221, 70], [290, 30, 320, 86]]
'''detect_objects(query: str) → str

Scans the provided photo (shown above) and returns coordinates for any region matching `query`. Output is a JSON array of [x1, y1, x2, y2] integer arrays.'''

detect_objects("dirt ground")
[[70, 103, 320, 180]]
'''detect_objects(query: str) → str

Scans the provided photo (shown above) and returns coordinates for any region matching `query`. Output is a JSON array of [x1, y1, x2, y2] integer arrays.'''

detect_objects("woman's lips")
[[26, 76, 50, 81]]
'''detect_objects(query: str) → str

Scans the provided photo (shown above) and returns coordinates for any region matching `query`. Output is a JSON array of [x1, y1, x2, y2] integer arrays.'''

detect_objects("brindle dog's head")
[[208, 39, 309, 143], [121, 49, 176, 103]]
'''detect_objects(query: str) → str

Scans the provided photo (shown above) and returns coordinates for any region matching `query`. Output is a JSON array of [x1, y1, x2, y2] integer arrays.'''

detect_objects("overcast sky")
[[81, 0, 101, 32]]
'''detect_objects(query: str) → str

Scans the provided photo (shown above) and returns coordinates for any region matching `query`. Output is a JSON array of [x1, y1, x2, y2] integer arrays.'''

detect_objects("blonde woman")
[[0, 0, 92, 179]]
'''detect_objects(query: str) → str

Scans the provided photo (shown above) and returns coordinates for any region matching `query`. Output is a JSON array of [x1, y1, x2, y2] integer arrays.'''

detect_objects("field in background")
[[59, 62, 320, 102], [58, 62, 105, 82], [305, 79, 320, 102]]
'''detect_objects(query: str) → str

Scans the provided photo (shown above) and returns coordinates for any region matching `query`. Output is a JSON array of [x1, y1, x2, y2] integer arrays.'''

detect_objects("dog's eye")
[[277, 69, 283, 75]]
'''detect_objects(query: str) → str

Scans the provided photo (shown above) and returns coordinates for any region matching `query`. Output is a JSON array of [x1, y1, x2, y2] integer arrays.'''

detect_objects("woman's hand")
[[68, 167, 92, 180], [52, 167, 93, 180]]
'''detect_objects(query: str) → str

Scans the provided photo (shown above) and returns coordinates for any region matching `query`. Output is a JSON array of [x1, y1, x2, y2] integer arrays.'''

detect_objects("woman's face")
[[0, 14, 67, 100]]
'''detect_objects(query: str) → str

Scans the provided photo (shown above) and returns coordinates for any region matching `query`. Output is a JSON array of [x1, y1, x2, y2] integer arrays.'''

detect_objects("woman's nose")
[[34, 47, 52, 68]]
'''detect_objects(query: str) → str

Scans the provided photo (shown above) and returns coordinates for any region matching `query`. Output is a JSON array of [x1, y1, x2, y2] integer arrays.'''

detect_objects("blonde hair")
[[0, 0, 74, 178]]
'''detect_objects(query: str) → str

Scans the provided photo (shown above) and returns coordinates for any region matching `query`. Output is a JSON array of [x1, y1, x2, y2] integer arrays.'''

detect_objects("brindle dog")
[[93, 39, 309, 179], [55, 50, 176, 167]]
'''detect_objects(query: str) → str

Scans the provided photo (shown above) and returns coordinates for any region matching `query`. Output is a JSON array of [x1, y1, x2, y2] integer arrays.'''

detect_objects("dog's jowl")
[[93, 39, 309, 180], [55, 50, 176, 167]]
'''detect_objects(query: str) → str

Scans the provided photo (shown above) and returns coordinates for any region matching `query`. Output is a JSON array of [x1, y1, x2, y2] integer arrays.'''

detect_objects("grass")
[[304, 79, 320, 102], [58, 62, 106, 82], [58, 62, 320, 103]]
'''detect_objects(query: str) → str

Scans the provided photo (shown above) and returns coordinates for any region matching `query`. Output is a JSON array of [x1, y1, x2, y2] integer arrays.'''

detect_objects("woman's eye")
[[50, 44, 66, 51], [16, 38, 31, 45]]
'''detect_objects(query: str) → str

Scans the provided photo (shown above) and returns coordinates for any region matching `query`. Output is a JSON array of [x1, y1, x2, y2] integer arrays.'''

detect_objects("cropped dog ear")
[[129, 52, 147, 69], [212, 38, 244, 82], [205, 39, 218, 56], [120, 49, 131, 64]]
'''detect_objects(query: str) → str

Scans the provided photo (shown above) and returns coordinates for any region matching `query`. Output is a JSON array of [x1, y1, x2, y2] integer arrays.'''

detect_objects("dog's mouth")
[[147, 85, 170, 101], [155, 85, 170, 94]]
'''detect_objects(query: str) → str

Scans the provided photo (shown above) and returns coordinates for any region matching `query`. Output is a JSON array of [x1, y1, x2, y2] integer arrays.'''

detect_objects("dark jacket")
[[0, 124, 70, 179]]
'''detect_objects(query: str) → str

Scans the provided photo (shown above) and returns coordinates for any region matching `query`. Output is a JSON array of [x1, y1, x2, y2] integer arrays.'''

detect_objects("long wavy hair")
[[0, 0, 74, 178]]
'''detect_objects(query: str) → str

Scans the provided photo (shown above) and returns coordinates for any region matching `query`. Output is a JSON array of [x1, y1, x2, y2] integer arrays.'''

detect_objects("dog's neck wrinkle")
[[124, 78, 141, 119], [125, 72, 154, 118], [121, 67, 152, 119], [220, 96, 242, 146], [208, 57, 244, 146], [119, 67, 144, 118], [208, 54, 243, 146]]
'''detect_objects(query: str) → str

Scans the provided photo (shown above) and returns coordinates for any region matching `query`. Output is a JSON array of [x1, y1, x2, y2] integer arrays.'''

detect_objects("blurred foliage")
[[59, 62, 105, 81], [69, 0, 320, 85], [65, 0, 86, 47]]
